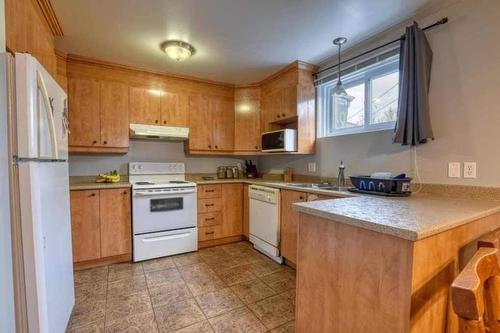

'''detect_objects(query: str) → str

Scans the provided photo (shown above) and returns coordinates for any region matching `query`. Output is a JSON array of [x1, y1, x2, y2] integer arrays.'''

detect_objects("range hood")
[[129, 123, 189, 141]]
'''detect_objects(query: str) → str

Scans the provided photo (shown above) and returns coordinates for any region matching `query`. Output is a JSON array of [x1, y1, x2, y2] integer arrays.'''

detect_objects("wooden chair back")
[[451, 247, 500, 333]]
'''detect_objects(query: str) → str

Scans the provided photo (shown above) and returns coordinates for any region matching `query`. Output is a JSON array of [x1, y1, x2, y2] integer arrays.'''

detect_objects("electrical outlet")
[[448, 162, 461, 178], [308, 162, 317, 173], [464, 162, 477, 178]]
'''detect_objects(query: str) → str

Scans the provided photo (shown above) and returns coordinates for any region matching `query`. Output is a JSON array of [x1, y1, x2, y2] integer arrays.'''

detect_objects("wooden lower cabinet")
[[70, 190, 101, 262], [70, 188, 131, 268], [280, 190, 307, 265], [197, 184, 243, 246]]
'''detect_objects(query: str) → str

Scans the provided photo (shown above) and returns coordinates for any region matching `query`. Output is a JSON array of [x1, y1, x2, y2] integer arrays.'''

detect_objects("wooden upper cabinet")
[[100, 188, 131, 258], [129, 87, 160, 125], [221, 184, 243, 237], [280, 190, 307, 264], [234, 87, 261, 152], [161, 90, 188, 127], [69, 77, 101, 147], [211, 96, 234, 151], [282, 84, 298, 119], [188, 94, 212, 151], [100, 81, 129, 148], [70, 190, 101, 263]]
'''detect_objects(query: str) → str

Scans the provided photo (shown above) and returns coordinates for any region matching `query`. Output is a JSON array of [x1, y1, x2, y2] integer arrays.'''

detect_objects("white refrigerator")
[[2, 53, 75, 333]]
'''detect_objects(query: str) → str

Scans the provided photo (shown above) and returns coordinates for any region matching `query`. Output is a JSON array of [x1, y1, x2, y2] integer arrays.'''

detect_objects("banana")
[[96, 170, 121, 183]]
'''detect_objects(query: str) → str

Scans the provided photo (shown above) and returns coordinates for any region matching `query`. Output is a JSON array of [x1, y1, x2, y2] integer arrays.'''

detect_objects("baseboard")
[[198, 235, 245, 249], [73, 253, 132, 271]]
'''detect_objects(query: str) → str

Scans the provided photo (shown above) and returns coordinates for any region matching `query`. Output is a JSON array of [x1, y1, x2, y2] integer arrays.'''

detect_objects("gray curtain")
[[393, 22, 434, 146]]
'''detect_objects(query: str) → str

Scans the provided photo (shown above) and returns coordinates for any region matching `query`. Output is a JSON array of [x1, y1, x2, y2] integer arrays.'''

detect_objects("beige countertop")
[[293, 194, 500, 241], [70, 176, 131, 190]]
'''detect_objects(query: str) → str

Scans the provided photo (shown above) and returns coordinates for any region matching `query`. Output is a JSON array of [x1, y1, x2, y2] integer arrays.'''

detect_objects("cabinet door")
[[161, 90, 188, 127], [70, 190, 101, 262], [221, 184, 243, 237], [100, 81, 129, 148], [235, 88, 261, 151], [282, 85, 298, 118], [100, 188, 131, 258], [68, 77, 101, 147], [260, 91, 273, 133], [129, 87, 160, 125], [270, 90, 284, 122], [211, 96, 234, 151], [188, 94, 213, 150], [280, 190, 307, 264]]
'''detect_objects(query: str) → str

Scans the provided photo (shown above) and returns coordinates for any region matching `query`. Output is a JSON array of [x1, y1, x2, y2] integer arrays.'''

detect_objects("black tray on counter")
[[348, 188, 412, 197]]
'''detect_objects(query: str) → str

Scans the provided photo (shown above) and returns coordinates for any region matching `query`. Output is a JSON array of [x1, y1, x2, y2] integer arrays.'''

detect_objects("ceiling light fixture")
[[332, 37, 351, 98], [161, 40, 196, 62]]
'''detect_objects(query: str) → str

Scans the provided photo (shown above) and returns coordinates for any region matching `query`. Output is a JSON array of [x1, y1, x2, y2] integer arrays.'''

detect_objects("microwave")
[[261, 129, 297, 153]]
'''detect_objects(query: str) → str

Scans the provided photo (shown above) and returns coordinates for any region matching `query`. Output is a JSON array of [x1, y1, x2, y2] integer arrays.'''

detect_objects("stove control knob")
[[138, 165, 143, 169]]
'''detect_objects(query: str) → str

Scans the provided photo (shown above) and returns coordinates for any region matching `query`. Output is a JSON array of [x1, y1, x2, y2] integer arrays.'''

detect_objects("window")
[[318, 56, 399, 137]]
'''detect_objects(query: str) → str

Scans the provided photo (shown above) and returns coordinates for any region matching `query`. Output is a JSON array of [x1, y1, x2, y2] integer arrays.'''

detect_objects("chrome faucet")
[[338, 161, 345, 188]]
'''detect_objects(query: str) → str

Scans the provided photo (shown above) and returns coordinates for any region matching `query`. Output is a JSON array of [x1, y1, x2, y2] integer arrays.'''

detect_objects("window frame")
[[318, 56, 400, 138]]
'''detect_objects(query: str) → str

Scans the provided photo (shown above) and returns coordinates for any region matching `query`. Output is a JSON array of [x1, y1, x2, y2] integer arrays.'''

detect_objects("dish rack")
[[348, 175, 412, 196]]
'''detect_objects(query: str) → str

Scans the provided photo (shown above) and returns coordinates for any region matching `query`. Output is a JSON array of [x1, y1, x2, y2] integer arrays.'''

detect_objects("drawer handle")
[[89, 193, 96, 197], [205, 217, 215, 221], [122, 191, 127, 195], [205, 204, 214, 207], [205, 231, 215, 235], [143, 232, 191, 242], [205, 190, 215, 193]]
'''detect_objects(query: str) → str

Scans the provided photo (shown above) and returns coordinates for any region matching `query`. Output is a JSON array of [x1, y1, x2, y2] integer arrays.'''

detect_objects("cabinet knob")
[[282, 113, 286, 117], [103, 140, 108, 145], [155, 120, 159, 124], [163, 120, 167, 125], [299, 196, 305, 200], [89, 193, 96, 197], [255, 146, 259, 149], [122, 191, 127, 195], [92, 140, 97, 144], [214, 145, 218, 149], [208, 145, 212, 149], [277, 114, 280, 118]]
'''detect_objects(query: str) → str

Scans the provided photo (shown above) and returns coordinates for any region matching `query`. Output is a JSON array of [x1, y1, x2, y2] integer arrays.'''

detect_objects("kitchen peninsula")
[[293, 194, 500, 333]]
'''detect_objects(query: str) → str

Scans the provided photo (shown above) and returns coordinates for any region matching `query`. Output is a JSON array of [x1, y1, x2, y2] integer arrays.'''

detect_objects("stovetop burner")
[[168, 180, 189, 184], [135, 181, 155, 185]]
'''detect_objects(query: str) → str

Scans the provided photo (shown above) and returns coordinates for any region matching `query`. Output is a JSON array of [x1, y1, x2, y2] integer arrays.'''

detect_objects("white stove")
[[129, 162, 198, 262]]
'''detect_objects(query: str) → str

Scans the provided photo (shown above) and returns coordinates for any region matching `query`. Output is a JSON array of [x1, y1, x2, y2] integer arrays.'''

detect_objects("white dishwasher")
[[249, 185, 283, 263]]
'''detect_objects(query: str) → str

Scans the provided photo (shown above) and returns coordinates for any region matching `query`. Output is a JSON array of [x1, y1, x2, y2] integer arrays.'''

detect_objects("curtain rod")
[[314, 17, 449, 78]]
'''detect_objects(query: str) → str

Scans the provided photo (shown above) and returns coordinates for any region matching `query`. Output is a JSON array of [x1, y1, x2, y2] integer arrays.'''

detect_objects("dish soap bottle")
[[338, 161, 345, 188]]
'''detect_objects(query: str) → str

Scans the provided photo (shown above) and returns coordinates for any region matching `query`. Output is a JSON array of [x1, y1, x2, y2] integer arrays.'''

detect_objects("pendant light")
[[332, 37, 349, 97]]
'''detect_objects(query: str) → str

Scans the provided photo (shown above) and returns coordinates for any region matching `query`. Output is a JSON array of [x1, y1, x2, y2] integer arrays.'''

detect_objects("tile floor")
[[67, 241, 296, 333]]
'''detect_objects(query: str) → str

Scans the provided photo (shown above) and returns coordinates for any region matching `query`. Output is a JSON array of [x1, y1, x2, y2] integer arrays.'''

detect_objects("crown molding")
[[35, 0, 64, 36]]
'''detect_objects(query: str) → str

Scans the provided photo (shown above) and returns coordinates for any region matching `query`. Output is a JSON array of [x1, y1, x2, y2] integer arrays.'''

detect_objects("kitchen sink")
[[286, 183, 343, 192]]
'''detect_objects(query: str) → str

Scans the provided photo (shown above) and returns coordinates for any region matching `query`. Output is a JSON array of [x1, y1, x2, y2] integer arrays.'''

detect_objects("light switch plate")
[[308, 162, 317, 173], [464, 162, 477, 178], [448, 162, 461, 178]]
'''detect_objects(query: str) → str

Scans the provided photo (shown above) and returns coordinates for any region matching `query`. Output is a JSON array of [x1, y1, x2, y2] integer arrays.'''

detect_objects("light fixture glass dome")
[[161, 40, 196, 62], [332, 37, 354, 100]]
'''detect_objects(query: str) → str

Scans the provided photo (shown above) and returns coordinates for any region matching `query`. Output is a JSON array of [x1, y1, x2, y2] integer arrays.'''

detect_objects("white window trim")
[[318, 56, 399, 138]]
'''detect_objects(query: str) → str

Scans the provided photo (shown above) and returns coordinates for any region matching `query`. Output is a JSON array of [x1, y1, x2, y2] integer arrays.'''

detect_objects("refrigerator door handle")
[[36, 70, 58, 160]]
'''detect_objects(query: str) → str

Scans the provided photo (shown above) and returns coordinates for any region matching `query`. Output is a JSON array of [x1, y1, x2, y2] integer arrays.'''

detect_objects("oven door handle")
[[142, 231, 193, 242], [134, 189, 196, 196]]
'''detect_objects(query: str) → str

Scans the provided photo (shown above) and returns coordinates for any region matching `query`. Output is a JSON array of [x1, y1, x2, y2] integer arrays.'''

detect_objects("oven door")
[[132, 187, 197, 234]]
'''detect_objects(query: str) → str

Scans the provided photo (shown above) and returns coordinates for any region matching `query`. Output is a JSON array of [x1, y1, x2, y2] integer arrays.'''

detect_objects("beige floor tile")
[[66, 320, 104, 333], [172, 252, 204, 267], [260, 270, 296, 293], [74, 267, 108, 286], [216, 265, 258, 286], [243, 260, 285, 278], [107, 263, 144, 282], [154, 298, 206, 332], [173, 320, 213, 333], [145, 267, 183, 287], [107, 275, 148, 298], [209, 307, 267, 333], [142, 257, 176, 273], [69, 295, 106, 331], [184, 274, 226, 297], [105, 310, 158, 333], [178, 263, 218, 280], [195, 287, 244, 318], [149, 280, 193, 308], [75, 280, 107, 305], [270, 320, 295, 333], [247, 291, 295, 330], [230, 279, 276, 305], [105, 290, 152, 322]]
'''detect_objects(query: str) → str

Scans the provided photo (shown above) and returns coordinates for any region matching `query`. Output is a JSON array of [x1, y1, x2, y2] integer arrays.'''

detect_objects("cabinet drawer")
[[198, 198, 222, 213], [198, 225, 222, 241], [198, 184, 222, 199], [198, 212, 222, 227]]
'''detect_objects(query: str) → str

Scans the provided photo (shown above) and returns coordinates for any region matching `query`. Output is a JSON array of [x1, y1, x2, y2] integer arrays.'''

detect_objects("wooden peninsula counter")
[[293, 194, 500, 333]]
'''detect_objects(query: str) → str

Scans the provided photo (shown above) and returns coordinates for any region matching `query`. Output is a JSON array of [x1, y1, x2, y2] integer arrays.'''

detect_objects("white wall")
[[69, 140, 256, 176], [260, 0, 500, 187], [0, 0, 17, 329]]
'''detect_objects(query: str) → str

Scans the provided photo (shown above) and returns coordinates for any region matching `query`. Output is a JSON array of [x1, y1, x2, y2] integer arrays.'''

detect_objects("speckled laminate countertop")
[[293, 195, 500, 241], [70, 176, 131, 190]]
